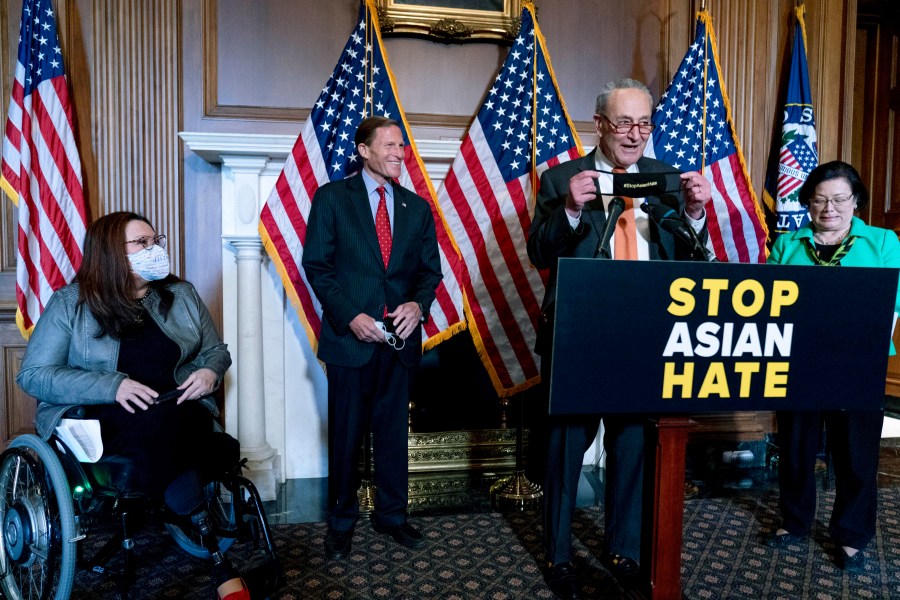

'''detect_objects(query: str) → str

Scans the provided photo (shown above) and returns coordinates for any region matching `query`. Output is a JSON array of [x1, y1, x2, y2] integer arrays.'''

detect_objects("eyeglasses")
[[600, 115, 655, 135], [125, 234, 167, 250], [808, 195, 855, 208]]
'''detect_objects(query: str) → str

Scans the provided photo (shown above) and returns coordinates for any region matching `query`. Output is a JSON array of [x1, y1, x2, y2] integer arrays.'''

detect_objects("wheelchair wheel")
[[165, 479, 236, 559], [0, 434, 77, 600]]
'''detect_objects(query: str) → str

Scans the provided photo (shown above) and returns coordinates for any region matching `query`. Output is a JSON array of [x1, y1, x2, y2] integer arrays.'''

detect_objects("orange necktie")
[[375, 185, 392, 268], [612, 167, 637, 260]]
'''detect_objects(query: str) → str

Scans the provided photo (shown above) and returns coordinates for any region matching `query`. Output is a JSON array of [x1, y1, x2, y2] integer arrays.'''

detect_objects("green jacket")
[[768, 216, 900, 354]]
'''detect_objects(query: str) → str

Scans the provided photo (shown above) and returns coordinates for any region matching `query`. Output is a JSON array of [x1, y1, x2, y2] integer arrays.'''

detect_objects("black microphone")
[[640, 200, 693, 245], [597, 197, 625, 259], [640, 199, 714, 261]]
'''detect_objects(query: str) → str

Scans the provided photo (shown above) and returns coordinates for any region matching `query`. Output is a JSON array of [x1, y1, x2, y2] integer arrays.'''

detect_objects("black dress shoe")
[[324, 527, 354, 559], [544, 562, 582, 600], [370, 519, 426, 549], [838, 548, 866, 573], [762, 532, 807, 550], [603, 553, 640, 582]]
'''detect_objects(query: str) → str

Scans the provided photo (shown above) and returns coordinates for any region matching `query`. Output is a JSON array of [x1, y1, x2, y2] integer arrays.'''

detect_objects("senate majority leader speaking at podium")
[[526, 77, 714, 599]]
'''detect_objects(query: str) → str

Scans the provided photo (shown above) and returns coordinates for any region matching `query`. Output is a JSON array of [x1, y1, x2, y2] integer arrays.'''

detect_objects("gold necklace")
[[813, 227, 850, 245]]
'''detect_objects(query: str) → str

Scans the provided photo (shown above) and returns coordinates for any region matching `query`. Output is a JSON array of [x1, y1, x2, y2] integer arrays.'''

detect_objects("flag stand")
[[490, 395, 542, 509], [357, 429, 376, 514]]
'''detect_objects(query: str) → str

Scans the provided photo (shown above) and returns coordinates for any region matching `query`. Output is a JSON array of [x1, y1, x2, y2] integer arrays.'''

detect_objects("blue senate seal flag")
[[763, 4, 818, 237]]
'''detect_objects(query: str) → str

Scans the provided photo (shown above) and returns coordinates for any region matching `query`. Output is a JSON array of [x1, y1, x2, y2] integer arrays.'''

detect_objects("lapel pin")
[[402, 202, 407, 207]]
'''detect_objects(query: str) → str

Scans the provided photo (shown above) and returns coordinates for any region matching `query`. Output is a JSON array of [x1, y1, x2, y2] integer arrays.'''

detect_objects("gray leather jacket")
[[16, 281, 232, 439]]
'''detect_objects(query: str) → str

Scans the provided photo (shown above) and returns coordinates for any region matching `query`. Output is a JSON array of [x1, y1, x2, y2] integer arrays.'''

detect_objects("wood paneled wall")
[[90, 0, 182, 272], [0, 311, 32, 444], [854, 0, 900, 394]]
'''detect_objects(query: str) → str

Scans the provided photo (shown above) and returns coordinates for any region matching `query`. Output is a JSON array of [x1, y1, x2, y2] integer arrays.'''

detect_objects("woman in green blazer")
[[765, 161, 900, 572]]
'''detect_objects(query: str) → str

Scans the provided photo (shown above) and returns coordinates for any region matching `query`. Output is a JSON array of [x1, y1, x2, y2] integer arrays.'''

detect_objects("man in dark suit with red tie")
[[302, 116, 442, 560]]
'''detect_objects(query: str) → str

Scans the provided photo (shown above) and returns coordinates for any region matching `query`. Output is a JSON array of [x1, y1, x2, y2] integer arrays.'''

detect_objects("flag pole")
[[366, 0, 375, 117], [700, 10, 709, 173], [491, 0, 543, 511], [357, 0, 377, 514]]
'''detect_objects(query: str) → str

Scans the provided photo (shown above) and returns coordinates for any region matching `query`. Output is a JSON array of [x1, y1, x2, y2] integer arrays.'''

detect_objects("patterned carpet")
[[69, 487, 900, 599]]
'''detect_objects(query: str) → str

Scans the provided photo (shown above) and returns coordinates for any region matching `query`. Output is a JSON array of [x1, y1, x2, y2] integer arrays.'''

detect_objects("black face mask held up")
[[592, 169, 683, 198]]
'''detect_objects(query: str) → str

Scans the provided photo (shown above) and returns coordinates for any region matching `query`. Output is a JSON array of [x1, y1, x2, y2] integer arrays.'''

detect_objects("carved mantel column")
[[220, 154, 278, 500], [224, 235, 277, 498]]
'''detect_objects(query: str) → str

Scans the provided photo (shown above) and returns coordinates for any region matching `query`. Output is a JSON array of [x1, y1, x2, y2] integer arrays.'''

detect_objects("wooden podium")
[[549, 259, 899, 599], [641, 416, 695, 599]]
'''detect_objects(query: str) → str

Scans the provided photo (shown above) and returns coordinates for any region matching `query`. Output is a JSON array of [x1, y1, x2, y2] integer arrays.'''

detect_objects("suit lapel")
[[388, 185, 415, 271], [579, 151, 607, 255]]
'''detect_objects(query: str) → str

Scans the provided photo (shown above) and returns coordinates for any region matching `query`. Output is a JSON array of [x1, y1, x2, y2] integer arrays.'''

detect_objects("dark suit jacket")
[[302, 173, 442, 368], [527, 150, 705, 355]]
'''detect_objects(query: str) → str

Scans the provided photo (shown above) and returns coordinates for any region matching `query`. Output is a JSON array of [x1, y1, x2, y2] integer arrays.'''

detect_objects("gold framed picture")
[[375, 0, 523, 43]]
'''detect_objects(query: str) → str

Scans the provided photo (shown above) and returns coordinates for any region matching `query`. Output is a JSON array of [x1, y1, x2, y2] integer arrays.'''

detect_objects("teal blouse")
[[768, 215, 900, 355]]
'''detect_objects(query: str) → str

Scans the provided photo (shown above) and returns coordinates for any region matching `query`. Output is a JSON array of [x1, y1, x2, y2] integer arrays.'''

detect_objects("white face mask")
[[127, 244, 170, 281]]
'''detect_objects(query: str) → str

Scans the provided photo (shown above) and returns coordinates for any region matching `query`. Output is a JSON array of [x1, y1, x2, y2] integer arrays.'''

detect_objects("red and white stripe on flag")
[[258, 0, 466, 353], [440, 121, 580, 394], [1, 0, 86, 339], [703, 153, 766, 264], [436, 5, 583, 396], [649, 10, 767, 264]]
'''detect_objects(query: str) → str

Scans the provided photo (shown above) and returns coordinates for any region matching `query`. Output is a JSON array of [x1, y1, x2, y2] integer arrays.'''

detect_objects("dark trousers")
[[776, 409, 883, 549], [326, 345, 411, 532], [541, 414, 645, 565], [535, 356, 645, 565], [87, 401, 227, 511]]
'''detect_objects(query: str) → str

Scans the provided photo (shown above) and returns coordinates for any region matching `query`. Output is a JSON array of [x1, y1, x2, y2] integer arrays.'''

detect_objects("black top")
[[117, 301, 180, 393], [814, 242, 840, 263]]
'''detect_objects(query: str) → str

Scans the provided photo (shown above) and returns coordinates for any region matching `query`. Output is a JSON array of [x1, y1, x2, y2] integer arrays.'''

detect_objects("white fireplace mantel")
[[179, 131, 461, 493], [180, 131, 460, 177]]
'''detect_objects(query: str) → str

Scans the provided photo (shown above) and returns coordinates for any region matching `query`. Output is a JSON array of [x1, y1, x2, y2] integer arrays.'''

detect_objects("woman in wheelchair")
[[16, 211, 251, 600]]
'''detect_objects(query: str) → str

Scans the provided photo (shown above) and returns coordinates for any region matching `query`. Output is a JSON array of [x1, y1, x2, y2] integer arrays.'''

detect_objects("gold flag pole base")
[[358, 428, 376, 515], [490, 470, 542, 510], [491, 391, 542, 510], [357, 479, 376, 515]]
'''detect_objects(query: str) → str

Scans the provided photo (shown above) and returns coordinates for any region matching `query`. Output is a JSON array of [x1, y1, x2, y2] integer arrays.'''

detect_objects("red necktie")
[[375, 185, 392, 268], [612, 167, 637, 260]]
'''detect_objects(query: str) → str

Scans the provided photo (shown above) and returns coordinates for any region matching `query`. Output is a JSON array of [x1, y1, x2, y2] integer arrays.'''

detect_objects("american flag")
[[1, 0, 86, 339], [648, 10, 767, 263], [258, 0, 466, 352], [763, 5, 818, 237], [436, 4, 582, 395]]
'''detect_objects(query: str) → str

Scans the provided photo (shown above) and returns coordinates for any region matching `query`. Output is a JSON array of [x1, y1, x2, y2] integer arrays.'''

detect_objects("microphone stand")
[[685, 223, 716, 262], [641, 200, 714, 262]]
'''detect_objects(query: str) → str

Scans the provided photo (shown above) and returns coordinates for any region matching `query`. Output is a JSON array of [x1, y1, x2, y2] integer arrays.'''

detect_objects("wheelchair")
[[0, 414, 281, 600]]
